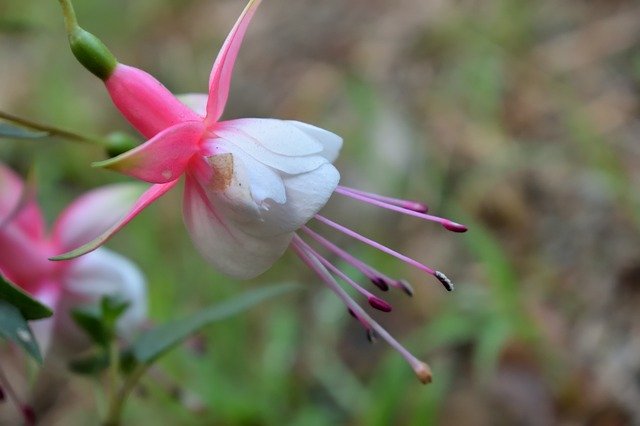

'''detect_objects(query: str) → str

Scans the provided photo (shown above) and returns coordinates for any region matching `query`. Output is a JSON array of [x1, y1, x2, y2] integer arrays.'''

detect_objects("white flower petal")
[[288, 121, 343, 162], [254, 163, 340, 235], [212, 128, 327, 175], [64, 248, 147, 338], [183, 175, 292, 279], [210, 140, 286, 205], [220, 118, 324, 156]]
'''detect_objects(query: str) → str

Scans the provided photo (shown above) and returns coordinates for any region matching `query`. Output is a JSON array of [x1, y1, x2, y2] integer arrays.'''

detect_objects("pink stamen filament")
[[337, 186, 428, 213], [291, 235, 432, 384], [301, 226, 402, 292], [313, 214, 454, 291], [295, 237, 392, 312], [314, 214, 437, 274], [334, 187, 467, 233]]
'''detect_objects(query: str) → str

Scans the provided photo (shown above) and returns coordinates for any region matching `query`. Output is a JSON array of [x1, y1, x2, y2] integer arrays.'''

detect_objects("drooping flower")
[[57, 0, 466, 382], [0, 163, 147, 354]]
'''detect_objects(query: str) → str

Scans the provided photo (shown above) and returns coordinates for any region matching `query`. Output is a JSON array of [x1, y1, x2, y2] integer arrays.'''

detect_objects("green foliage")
[[130, 283, 297, 365], [0, 274, 53, 320], [0, 300, 44, 363]]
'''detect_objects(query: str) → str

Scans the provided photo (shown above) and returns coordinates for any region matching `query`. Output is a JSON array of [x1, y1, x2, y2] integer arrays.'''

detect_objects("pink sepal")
[[93, 121, 205, 183], [206, 0, 262, 123], [50, 180, 179, 261], [106, 64, 201, 139]]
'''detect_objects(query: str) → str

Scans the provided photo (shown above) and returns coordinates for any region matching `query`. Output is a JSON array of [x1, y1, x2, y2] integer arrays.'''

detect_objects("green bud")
[[104, 132, 139, 158], [68, 27, 117, 80]]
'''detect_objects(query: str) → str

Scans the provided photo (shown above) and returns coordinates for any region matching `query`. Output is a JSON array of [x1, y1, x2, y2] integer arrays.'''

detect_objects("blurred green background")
[[2, 0, 640, 424]]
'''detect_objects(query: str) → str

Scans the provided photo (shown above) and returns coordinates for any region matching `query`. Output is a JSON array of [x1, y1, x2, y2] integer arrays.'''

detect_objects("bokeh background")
[[2, 0, 640, 424]]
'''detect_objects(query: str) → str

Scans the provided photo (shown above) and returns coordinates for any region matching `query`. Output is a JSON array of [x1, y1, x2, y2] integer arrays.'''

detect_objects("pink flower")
[[59, 0, 467, 382], [0, 163, 147, 354]]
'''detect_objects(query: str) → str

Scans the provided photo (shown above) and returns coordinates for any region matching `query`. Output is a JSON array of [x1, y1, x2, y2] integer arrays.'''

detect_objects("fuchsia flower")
[[59, 0, 466, 382], [0, 163, 147, 354]]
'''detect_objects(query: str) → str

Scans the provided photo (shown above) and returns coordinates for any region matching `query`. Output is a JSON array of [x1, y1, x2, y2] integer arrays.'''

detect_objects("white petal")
[[63, 248, 147, 338], [288, 121, 343, 163], [30, 283, 60, 357], [176, 93, 208, 117], [250, 163, 340, 236], [220, 118, 324, 156], [183, 175, 292, 279], [213, 128, 327, 175], [210, 140, 286, 205]]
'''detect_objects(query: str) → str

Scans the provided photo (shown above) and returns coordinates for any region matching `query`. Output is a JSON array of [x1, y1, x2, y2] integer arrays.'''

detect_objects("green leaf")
[[0, 122, 48, 139], [0, 274, 53, 320], [71, 307, 110, 348], [71, 296, 130, 348], [131, 283, 297, 365], [0, 301, 43, 363]]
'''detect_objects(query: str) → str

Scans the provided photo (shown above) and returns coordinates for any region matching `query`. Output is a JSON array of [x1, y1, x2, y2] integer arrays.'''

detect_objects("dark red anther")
[[368, 297, 392, 312], [22, 405, 36, 426], [347, 308, 357, 318], [442, 220, 468, 233], [0, 386, 5, 402], [370, 277, 389, 291]]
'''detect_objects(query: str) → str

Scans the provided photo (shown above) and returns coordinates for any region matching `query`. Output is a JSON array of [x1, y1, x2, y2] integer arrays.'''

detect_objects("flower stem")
[[103, 363, 149, 426], [0, 110, 103, 145], [57, 0, 79, 33]]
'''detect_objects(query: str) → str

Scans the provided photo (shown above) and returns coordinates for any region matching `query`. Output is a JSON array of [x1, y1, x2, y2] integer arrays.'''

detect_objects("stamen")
[[334, 187, 467, 233], [291, 235, 433, 384], [295, 237, 392, 312], [337, 186, 429, 213], [314, 215, 454, 291], [301, 226, 409, 294]]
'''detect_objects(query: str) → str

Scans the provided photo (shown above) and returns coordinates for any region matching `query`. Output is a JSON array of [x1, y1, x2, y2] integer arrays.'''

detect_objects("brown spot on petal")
[[206, 153, 234, 191]]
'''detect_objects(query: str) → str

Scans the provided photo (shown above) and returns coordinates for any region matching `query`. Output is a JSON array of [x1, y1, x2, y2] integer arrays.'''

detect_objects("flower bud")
[[104, 132, 140, 158], [68, 27, 116, 80]]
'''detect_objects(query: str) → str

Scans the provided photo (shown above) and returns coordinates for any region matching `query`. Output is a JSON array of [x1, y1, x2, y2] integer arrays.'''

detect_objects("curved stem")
[[0, 110, 104, 145], [102, 363, 148, 426], [57, 0, 79, 33]]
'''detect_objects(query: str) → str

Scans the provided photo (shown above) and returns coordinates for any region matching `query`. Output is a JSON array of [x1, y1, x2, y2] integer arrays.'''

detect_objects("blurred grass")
[[2, 0, 640, 424]]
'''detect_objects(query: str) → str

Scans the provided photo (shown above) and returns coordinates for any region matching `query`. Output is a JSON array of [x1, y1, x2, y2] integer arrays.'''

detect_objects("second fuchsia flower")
[[57, 0, 467, 382], [0, 163, 147, 355]]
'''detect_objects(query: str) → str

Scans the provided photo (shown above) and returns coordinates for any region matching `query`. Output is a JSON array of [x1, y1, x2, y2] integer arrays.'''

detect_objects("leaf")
[[71, 296, 131, 348], [0, 301, 43, 363], [71, 308, 110, 348], [0, 122, 48, 139], [0, 274, 53, 320], [130, 283, 297, 365]]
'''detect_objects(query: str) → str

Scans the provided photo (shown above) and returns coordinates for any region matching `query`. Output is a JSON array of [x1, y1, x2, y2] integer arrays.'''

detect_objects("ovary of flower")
[[54, 0, 342, 279], [0, 164, 147, 354]]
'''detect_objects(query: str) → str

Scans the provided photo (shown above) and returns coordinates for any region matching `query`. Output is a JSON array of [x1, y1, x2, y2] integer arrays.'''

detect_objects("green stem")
[[57, 0, 79, 33], [103, 363, 149, 426], [0, 110, 104, 145]]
